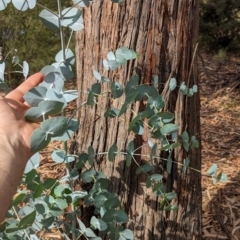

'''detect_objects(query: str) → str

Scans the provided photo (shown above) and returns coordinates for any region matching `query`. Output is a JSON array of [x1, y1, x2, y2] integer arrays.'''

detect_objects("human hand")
[[0, 73, 44, 160]]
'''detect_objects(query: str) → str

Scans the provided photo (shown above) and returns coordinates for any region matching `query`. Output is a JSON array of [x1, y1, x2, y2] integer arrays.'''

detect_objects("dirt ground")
[[199, 52, 240, 239]]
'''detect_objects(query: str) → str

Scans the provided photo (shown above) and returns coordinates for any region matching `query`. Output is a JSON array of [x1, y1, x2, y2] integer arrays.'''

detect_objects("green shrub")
[[199, 0, 240, 52]]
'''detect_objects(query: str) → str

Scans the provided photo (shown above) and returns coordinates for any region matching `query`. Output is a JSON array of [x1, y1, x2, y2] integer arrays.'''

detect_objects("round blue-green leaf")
[[119, 229, 134, 240], [136, 164, 153, 175], [150, 174, 163, 182], [148, 115, 163, 130], [51, 150, 66, 163], [52, 118, 79, 141], [107, 51, 116, 61], [68, 13, 84, 31], [75, 153, 88, 169], [43, 178, 57, 189], [77, 218, 86, 231], [94, 193, 108, 208], [38, 100, 64, 116], [70, 168, 79, 180], [87, 90, 94, 107], [181, 131, 189, 142], [132, 121, 144, 135], [91, 216, 108, 231], [104, 193, 120, 208], [40, 65, 56, 75], [193, 85, 198, 93], [102, 209, 128, 223], [135, 85, 158, 101], [164, 204, 179, 211], [39, 9, 59, 30], [61, 8, 81, 27], [126, 141, 134, 167], [182, 157, 190, 174], [103, 59, 109, 70], [180, 82, 188, 95], [46, 89, 66, 108], [218, 173, 228, 183], [169, 78, 177, 90], [111, 82, 123, 98], [108, 144, 118, 161], [24, 152, 40, 173], [25, 107, 45, 122], [41, 216, 55, 229], [63, 90, 78, 103], [73, 0, 90, 7], [147, 95, 164, 110], [23, 86, 47, 107], [95, 178, 109, 190], [165, 192, 177, 201], [207, 163, 217, 176], [55, 48, 75, 65], [125, 75, 139, 96], [35, 203, 49, 215], [81, 169, 96, 183], [85, 228, 97, 237], [93, 70, 101, 81], [153, 182, 166, 196], [0, 62, 5, 81], [160, 123, 179, 135], [40, 116, 67, 137], [92, 83, 101, 95], [23, 61, 29, 79], [187, 88, 194, 97], [12, 0, 36, 11], [104, 108, 119, 118], [158, 112, 174, 123], [191, 136, 199, 148], [108, 60, 120, 70], [54, 198, 68, 210], [55, 62, 74, 80], [30, 128, 51, 152]]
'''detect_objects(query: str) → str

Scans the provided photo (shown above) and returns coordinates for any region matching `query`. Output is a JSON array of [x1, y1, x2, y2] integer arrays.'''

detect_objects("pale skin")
[[0, 73, 44, 222]]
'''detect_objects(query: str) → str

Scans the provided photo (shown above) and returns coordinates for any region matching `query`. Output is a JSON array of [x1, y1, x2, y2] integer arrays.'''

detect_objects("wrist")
[[0, 131, 29, 164]]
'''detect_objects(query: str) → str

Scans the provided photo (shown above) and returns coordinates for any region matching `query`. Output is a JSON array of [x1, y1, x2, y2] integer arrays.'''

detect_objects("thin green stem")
[[57, 0, 76, 239], [57, 0, 66, 61], [67, 101, 87, 125], [66, 29, 74, 50]]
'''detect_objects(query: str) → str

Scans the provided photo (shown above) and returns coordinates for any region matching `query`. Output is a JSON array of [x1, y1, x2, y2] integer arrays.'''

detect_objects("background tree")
[[0, 1, 74, 87], [74, 0, 202, 239], [199, 0, 240, 52]]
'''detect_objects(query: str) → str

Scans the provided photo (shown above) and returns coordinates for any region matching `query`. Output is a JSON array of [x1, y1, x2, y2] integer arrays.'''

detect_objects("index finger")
[[5, 73, 44, 102]]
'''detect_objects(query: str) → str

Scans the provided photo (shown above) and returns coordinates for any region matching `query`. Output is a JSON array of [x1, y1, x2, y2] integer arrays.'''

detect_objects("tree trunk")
[[74, 0, 202, 239]]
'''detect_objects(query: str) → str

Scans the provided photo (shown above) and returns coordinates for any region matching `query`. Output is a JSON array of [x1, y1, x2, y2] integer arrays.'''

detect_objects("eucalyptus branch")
[[57, 0, 66, 61], [12, 207, 31, 240]]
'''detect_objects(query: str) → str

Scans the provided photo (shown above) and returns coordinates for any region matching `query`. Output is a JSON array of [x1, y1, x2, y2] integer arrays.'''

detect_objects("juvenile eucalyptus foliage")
[[0, 1, 227, 240]]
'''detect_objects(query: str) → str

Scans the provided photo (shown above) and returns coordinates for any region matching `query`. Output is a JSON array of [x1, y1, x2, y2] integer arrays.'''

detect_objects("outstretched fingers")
[[5, 73, 44, 102]]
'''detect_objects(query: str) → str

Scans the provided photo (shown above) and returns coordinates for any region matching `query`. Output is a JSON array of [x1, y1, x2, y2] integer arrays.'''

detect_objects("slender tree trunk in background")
[[74, 0, 202, 239]]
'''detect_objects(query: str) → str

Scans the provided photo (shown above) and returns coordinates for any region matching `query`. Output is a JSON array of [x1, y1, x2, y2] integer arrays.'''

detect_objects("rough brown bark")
[[74, 0, 202, 239]]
